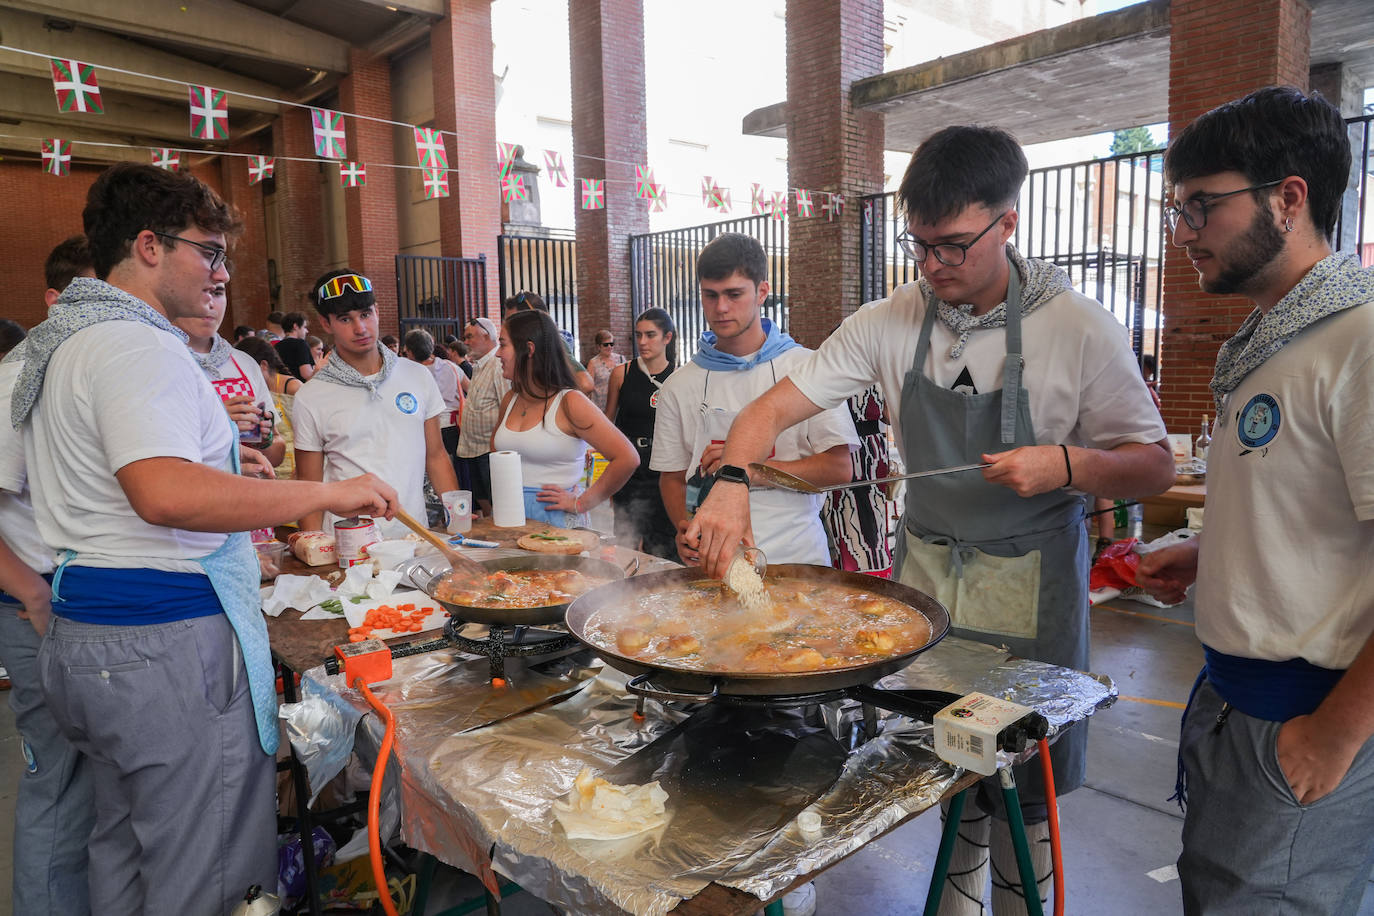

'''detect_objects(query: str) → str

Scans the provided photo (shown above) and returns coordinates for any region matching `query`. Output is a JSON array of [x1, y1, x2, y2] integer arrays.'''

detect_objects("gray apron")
[[895, 260, 1089, 805]]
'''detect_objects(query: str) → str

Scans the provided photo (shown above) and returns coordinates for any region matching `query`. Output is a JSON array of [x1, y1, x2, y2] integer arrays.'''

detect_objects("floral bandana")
[[921, 245, 1073, 359], [1211, 253, 1374, 418], [190, 335, 234, 378]]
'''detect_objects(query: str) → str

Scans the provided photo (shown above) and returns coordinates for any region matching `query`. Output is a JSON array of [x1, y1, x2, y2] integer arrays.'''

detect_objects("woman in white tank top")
[[492, 311, 639, 527]]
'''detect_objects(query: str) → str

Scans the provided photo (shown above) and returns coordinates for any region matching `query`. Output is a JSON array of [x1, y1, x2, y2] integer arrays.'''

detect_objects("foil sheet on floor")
[[302, 636, 1116, 915]]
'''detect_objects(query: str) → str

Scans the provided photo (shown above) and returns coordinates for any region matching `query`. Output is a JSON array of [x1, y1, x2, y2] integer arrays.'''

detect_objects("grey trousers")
[[0, 598, 93, 915], [38, 613, 277, 916], [1179, 679, 1374, 915]]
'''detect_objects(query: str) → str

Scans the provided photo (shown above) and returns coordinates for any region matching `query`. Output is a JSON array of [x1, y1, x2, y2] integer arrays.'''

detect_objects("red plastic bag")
[[1090, 538, 1140, 591]]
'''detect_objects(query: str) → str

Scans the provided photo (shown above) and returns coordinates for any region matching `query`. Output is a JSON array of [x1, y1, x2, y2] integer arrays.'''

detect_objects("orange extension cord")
[[356, 677, 401, 916], [1038, 737, 1065, 916]]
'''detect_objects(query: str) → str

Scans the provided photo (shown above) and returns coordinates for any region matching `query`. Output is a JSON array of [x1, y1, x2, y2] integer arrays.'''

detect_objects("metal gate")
[[860, 147, 1169, 362], [497, 231, 580, 350], [629, 213, 787, 362], [394, 253, 487, 343]]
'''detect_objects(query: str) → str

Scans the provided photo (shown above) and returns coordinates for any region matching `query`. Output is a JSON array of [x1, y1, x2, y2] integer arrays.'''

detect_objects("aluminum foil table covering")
[[301, 636, 1116, 916]]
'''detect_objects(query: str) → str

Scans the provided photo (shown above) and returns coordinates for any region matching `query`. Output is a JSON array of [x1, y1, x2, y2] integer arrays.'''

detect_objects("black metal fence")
[[860, 111, 1374, 362], [629, 213, 788, 362], [394, 253, 487, 343], [861, 147, 1168, 361], [497, 230, 580, 350]]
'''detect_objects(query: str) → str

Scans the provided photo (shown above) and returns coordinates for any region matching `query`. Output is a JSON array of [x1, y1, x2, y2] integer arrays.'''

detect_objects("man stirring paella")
[[688, 125, 1174, 914]]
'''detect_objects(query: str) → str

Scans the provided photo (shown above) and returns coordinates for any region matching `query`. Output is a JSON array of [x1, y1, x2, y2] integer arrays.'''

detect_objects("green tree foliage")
[[1110, 126, 1158, 156]]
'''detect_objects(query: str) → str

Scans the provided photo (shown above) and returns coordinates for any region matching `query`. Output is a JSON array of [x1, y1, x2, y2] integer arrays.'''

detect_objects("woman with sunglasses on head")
[[586, 329, 625, 413], [493, 310, 638, 527], [292, 269, 458, 535], [603, 309, 678, 559]]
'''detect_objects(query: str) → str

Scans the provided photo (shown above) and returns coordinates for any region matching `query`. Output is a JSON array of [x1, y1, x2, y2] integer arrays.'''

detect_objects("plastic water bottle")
[[1127, 502, 1144, 540]]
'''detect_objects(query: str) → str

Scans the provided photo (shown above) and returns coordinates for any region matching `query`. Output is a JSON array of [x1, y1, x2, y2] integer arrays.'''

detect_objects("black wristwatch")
[[716, 464, 750, 486]]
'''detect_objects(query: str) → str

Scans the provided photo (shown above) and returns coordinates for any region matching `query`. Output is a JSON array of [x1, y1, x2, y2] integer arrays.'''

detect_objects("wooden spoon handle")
[[392, 509, 485, 577]]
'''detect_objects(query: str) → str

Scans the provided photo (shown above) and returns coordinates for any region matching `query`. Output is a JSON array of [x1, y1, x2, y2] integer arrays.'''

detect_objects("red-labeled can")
[[335, 516, 379, 568]]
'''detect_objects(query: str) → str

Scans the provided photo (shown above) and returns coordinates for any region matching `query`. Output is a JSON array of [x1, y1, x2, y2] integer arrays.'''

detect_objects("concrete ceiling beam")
[[5, 0, 351, 74], [0, 8, 283, 113], [351, 0, 446, 18]]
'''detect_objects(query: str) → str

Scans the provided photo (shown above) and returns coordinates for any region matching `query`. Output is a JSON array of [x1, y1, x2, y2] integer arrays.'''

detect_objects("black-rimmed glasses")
[[1163, 179, 1283, 234], [153, 232, 228, 272], [897, 211, 1007, 267]]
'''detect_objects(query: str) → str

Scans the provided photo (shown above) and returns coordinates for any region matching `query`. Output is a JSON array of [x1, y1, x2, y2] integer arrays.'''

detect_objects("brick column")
[[220, 141, 271, 331], [273, 108, 328, 317], [1160, 0, 1311, 430], [340, 49, 401, 335], [569, 0, 649, 353], [432, 0, 502, 319], [784, 0, 885, 348]]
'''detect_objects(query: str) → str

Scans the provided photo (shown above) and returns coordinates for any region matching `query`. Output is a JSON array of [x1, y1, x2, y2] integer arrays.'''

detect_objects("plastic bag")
[[1089, 538, 1141, 592]]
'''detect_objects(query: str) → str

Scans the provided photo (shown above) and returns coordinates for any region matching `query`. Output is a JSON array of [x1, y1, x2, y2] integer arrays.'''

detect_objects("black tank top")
[[615, 358, 673, 478]]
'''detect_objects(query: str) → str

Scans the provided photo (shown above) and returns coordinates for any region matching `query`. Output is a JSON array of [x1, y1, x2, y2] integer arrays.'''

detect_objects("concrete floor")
[[2, 587, 1372, 915]]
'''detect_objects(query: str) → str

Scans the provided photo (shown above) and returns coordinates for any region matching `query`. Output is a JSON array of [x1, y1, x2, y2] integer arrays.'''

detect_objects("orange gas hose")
[[1038, 737, 1065, 916], [356, 677, 401, 916]]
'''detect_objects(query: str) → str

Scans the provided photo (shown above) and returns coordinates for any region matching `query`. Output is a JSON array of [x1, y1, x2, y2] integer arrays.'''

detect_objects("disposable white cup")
[[443, 490, 473, 534]]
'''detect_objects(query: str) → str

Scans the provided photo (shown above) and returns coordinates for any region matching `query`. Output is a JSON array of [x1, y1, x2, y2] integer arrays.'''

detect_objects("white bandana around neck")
[[313, 343, 397, 399]]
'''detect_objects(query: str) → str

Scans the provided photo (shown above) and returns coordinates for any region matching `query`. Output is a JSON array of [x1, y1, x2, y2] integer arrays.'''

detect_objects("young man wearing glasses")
[[11, 163, 398, 915], [689, 126, 1173, 914], [1136, 87, 1374, 914], [293, 269, 458, 535]]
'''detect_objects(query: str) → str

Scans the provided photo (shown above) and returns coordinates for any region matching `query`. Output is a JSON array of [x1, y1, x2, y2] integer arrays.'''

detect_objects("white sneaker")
[[782, 881, 817, 916]]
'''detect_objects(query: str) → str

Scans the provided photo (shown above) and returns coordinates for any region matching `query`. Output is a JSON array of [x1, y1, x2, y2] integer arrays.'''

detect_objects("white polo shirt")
[[0, 354, 56, 574]]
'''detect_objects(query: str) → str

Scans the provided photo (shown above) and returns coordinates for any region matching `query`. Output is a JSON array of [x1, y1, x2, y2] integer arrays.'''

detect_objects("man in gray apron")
[[689, 126, 1173, 913]]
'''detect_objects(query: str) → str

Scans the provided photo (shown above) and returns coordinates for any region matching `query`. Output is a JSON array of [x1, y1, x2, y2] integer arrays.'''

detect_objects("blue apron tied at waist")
[[1170, 645, 1345, 810], [49, 562, 223, 626], [0, 571, 55, 606], [1203, 645, 1343, 722]]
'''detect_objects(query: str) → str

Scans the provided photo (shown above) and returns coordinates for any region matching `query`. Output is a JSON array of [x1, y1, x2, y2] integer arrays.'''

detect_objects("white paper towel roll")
[[490, 450, 526, 527]]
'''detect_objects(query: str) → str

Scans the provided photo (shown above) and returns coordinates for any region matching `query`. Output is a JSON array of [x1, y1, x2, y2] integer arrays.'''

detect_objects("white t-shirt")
[[1195, 302, 1374, 670], [788, 281, 1167, 468], [25, 321, 235, 572], [652, 347, 859, 565], [292, 357, 445, 532], [0, 355, 56, 574]]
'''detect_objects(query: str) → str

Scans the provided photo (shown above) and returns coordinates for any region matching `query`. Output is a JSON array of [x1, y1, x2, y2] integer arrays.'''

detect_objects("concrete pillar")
[[431, 0, 502, 320], [784, 0, 886, 347], [1309, 61, 1365, 256], [220, 141, 272, 331], [1160, 0, 1311, 431], [339, 48, 401, 335], [272, 107, 328, 317], [569, 0, 649, 355]]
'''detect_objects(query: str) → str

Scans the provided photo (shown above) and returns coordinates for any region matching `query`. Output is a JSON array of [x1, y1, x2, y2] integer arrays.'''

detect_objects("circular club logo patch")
[[394, 392, 419, 415], [1237, 393, 1280, 449]]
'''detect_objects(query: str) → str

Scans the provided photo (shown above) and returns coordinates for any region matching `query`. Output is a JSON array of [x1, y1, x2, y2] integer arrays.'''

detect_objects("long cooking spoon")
[[392, 507, 488, 579], [748, 461, 991, 495]]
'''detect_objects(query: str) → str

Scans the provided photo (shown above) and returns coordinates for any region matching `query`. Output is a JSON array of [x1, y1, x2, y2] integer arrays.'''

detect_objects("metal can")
[[335, 516, 379, 568]]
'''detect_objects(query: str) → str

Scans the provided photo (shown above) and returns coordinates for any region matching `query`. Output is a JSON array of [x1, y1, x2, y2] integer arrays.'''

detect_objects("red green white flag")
[[248, 156, 274, 184], [152, 148, 181, 171], [311, 108, 347, 159], [795, 189, 814, 218], [189, 85, 229, 140], [340, 161, 366, 188], [423, 169, 450, 199], [41, 139, 71, 176], [496, 142, 517, 177], [501, 174, 528, 203], [580, 178, 604, 210], [49, 59, 103, 114], [413, 127, 447, 170], [543, 150, 567, 188]]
